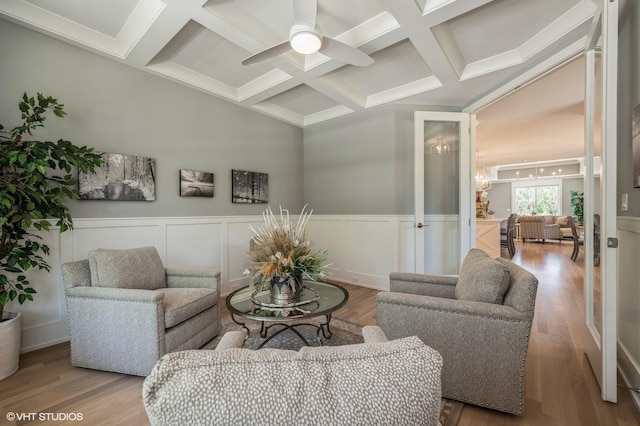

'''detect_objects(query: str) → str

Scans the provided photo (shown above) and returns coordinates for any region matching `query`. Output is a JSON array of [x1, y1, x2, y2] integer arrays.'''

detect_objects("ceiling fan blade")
[[242, 40, 291, 65], [319, 37, 374, 67], [293, 0, 317, 27]]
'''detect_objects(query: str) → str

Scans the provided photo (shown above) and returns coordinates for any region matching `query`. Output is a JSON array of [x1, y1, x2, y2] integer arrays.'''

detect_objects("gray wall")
[[562, 177, 585, 215], [303, 105, 456, 215], [303, 107, 413, 214], [485, 182, 511, 218], [485, 177, 599, 217], [618, 0, 640, 217], [0, 20, 304, 218]]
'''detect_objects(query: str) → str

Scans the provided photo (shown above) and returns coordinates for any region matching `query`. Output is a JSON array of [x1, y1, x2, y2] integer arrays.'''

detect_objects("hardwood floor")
[[1, 241, 639, 425], [457, 241, 640, 426]]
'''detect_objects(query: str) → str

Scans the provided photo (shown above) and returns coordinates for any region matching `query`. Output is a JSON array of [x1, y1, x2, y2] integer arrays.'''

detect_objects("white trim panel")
[[617, 216, 640, 410], [11, 214, 453, 352]]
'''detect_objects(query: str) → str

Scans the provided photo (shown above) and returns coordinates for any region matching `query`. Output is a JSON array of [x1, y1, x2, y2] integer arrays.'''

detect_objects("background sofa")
[[62, 246, 221, 376], [142, 327, 443, 426], [517, 215, 564, 242], [377, 249, 538, 415]]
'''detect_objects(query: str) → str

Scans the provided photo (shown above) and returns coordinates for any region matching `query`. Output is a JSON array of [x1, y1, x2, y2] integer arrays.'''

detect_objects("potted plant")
[[0, 92, 102, 380], [570, 190, 584, 225], [246, 205, 330, 302]]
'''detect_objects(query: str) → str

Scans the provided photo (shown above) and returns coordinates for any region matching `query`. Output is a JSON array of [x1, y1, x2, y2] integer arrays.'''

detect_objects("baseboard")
[[618, 341, 640, 411], [323, 277, 387, 292], [21, 337, 70, 354]]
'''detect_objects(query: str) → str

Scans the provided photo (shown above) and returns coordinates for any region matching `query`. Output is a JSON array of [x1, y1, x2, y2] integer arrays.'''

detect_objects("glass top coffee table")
[[226, 280, 349, 348]]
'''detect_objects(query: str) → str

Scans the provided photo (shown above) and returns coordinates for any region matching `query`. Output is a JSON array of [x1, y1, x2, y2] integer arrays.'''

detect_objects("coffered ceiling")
[[1, 0, 598, 131]]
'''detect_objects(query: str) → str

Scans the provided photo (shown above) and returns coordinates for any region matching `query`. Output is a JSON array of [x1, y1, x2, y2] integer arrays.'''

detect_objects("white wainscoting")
[[422, 215, 460, 275], [11, 214, 458, 352], [617, 217, 640, 409]]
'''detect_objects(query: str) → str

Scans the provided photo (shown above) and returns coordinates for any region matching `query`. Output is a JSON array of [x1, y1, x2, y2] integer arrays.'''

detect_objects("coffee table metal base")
[[230, 313, 334, 349]]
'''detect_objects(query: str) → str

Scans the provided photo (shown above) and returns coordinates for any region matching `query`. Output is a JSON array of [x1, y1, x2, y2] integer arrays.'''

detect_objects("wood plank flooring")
[[1, 240, 639, 425]]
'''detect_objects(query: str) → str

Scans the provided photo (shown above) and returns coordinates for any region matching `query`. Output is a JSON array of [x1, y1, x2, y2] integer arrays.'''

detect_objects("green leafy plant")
[[569, 190, 584, 224], [0, 93, 103, 320]]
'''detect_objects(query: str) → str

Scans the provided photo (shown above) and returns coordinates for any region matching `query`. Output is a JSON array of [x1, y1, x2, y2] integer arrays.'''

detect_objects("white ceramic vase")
[[0, 311, 22, 381]]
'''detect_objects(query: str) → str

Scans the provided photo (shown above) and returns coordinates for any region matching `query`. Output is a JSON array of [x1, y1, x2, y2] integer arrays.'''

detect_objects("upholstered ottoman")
[[143, 327, 443, 426]]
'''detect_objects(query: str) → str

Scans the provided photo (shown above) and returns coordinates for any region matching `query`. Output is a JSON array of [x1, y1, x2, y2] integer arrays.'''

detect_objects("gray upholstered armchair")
[[143, 326, 443, 426], [377, 249, 538, 415], [518, 215, 561, 242], [61, 246, 221, 376]]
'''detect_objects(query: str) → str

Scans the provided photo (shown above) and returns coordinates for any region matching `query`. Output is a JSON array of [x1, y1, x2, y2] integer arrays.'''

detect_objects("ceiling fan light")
[[290, 31, 321, 54]]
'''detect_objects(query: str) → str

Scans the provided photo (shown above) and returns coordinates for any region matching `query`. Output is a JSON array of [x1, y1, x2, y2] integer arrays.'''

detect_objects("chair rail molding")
[[11, 214, 454, 352]]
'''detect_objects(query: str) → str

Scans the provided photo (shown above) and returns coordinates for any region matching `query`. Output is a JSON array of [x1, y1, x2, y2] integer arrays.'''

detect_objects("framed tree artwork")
[[79, 152, 156, 200], [231, 169, 268, 203]]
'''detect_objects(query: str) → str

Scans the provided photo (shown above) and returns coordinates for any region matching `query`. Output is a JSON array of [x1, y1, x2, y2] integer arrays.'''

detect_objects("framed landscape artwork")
[[633, 104, 640, 188], [232, 169, 268, 204], [79, 152, 156, 201], [180, 170, 214, 197]]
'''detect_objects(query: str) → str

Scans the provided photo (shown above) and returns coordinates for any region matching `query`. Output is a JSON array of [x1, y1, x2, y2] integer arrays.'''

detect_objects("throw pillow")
[[556, 216, 569, 226], [455, 248, 510, 304], [88, 246, 166, 290]]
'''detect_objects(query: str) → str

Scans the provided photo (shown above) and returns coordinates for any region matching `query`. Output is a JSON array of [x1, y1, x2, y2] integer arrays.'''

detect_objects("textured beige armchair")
[[377, 249, 538, 415], [518, 215, 562, 242], [143, 326, 443, 426], [62, 246, 221, 376]]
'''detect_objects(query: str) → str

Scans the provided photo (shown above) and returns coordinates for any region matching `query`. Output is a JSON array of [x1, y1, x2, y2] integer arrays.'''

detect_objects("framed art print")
[[79, 152, 156, 201], [231, 169, 268, 203], [180, 170, 214, 197]]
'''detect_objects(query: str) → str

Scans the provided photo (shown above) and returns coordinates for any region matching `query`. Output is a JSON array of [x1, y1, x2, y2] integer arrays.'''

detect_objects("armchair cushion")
[[455, 249, 510, 304], [156, 288, 218, 328], [88, 247, 166, 290]]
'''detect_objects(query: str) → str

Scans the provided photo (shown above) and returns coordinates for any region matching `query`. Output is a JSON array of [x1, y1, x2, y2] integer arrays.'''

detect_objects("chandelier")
[[475, 168, 492, 192], [429, 137, 451, 156], [475, 151, 492, 192]]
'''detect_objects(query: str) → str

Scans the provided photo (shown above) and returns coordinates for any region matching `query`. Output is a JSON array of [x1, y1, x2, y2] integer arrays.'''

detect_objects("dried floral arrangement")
[[246, 205, 329, 293]]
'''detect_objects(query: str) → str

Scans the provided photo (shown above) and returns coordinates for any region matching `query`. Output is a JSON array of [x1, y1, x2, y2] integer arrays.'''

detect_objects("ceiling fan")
[[242, 0, 374, 67]]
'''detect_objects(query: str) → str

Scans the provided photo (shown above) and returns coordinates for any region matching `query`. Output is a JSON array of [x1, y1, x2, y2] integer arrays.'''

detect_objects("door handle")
[[416, 223, 429, 228]]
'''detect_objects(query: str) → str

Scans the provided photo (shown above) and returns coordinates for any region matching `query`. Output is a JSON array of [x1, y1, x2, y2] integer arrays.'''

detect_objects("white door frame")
[[414, 111, 471, 273], [461, 0, 618, 403], [583, 0, 618, 402]]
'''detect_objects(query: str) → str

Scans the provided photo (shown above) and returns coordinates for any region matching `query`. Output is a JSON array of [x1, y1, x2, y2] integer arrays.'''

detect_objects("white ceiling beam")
[[0, 0, 165, 60], [384, 0, 496, 86], [463, 37, 587, 114], [126, 3, 193, 67], [251, 102, 304, 127], [366, 76, 442, 108]]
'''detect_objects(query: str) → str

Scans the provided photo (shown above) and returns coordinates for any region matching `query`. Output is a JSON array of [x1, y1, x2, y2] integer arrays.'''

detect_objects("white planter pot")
[[0, 311, 21, 381]]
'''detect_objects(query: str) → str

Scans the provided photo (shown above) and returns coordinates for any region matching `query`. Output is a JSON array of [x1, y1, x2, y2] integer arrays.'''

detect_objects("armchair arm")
[[361, 325, 388, 343], [215, 331, 246, 351], [65, 286, 164, 303], [166, 268, 221, 290], [389, 272, 457, 299], [64, 286, 165, 376], [543, 223, 561, 239], [377, 291, 528, 322]]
